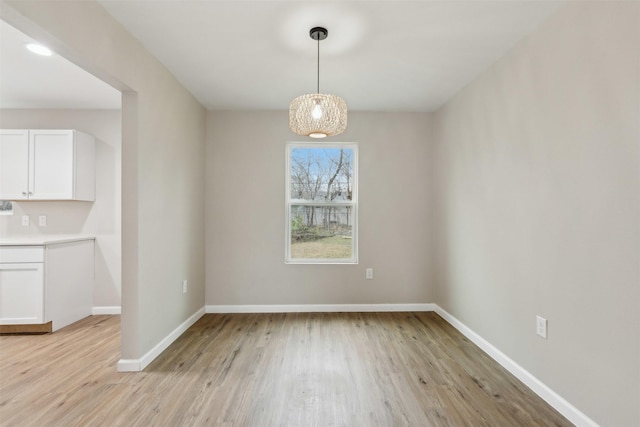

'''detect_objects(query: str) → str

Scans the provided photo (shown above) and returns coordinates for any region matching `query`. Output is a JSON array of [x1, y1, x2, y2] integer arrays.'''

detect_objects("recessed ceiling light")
[[25, 43, 53, 56]]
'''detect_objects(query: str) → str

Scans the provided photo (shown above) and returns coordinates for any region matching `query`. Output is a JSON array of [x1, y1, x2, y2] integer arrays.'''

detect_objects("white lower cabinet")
[[0, 262, 44, 325], [0, 239, 94, 332]]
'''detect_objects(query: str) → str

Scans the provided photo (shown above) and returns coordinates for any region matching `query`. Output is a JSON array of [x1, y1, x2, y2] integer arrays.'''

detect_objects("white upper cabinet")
[[0, 129, 29, 200], [0, 129, 95, 201]]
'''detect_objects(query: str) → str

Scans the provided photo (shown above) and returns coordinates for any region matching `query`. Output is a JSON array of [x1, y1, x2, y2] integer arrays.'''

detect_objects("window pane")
[[290, 147, 353, 202], [290, 205, 354, 259]]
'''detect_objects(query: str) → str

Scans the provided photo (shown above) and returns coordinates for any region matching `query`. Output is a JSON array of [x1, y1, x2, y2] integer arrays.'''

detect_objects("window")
[[286, 143, 358, 264]]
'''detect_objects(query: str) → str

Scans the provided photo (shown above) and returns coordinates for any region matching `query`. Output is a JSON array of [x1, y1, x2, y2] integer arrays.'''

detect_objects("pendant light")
[[289, 27, 347, 139]]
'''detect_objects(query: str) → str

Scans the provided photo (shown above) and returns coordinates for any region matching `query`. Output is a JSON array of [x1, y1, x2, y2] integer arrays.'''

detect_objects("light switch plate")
[[21, 215, 29, 226], [39, 215, 47, 226]]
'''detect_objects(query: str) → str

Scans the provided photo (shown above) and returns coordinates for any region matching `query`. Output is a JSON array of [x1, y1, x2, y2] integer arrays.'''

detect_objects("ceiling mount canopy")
[[309, 26, 327, 43], [289, 26, 347, 139]]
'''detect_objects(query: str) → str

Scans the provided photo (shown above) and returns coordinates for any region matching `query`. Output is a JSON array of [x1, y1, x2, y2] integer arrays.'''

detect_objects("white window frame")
[[285, 142, 358, 264]]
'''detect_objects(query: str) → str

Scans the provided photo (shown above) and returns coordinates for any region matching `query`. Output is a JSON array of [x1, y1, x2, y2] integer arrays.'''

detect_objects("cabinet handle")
[[29, 192, 33, 195], [22, 192, 27, 196]]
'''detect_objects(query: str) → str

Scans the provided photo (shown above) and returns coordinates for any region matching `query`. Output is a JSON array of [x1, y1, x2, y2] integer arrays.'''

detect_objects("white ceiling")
[[1, 1, 563, 113], [0, 20, 121, 110], [99, 0, 562, 112]]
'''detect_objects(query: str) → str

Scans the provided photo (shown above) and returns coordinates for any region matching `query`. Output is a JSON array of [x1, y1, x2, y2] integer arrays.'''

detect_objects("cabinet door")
[[29, 130, 75, 200], [0, 130, 29, 200], [0, 263, 45, 325]]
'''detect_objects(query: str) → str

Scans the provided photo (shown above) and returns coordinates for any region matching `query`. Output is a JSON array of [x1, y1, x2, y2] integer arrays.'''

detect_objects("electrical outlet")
[[38, 215, 47, 226], [182, 280, 188, 294], [21, 215, 29, 226], [536, 315, 548, 339], [366, 268, 373, 279]]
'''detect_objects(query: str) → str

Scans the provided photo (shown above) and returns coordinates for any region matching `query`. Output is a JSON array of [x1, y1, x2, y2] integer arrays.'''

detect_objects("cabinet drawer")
[[0, 247, 45, 263]]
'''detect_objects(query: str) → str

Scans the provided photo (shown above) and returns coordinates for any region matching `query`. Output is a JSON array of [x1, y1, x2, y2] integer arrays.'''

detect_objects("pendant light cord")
[[316, 35, 320, 94]]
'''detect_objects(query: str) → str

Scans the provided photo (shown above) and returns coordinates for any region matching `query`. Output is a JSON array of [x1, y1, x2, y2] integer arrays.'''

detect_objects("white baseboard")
[[117, 307, 205, 372], [205, 303, 437, 313], [433, 306, 598, 427], [92, 306, 121, 315], [115, 358, 140, 372]]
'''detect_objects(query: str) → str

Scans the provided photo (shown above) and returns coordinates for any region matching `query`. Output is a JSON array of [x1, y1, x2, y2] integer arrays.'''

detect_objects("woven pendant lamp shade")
[[289, 27, 348, 139], [289, 93, 348, 138]]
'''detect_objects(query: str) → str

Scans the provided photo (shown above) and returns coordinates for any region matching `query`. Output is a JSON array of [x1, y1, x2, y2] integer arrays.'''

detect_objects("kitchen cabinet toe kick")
[[0, 322, 52, 334]]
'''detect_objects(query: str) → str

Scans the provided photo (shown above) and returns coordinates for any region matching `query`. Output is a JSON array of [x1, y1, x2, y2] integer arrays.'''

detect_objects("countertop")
[[0, 235, 95, 246]]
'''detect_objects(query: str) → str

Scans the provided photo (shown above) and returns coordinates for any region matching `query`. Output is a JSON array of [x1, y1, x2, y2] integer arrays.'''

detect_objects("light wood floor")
[[0, 312, 571, 426]]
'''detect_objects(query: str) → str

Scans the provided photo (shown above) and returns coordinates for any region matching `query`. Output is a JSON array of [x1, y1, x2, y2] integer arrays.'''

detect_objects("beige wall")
[[1, 1, 207, 361], [433, 2, 640, 426], [206, 111, 434, 305], [0, 109, 122, 307]]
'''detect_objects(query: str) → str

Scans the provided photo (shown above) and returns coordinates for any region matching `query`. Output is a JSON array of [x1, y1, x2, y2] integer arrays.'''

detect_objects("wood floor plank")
[[0, 312, 572, 426]]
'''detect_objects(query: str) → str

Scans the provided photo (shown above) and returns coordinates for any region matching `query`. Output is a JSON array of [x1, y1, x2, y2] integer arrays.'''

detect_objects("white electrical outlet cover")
[[536, 315, 547, 339]]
